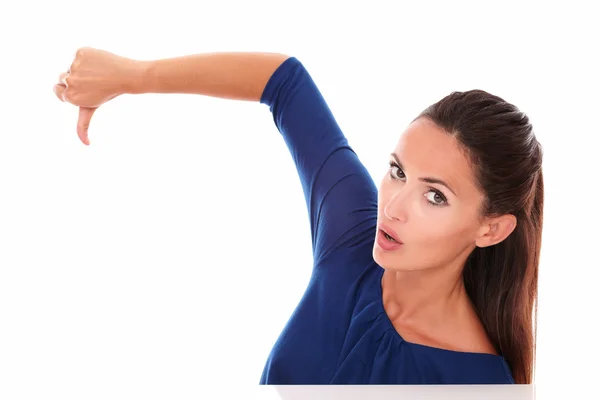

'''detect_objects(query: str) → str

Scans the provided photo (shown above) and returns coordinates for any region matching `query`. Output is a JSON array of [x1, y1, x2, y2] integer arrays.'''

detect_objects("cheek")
[[410, 209, 478, 248]]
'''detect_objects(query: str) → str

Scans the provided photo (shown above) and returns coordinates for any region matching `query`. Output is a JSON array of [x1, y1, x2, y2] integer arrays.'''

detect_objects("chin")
[[372, 247, 426, 272], [373, 247, 401, 269]]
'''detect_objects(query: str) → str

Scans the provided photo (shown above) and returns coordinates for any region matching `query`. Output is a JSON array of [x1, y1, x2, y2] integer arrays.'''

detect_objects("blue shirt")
[[258, 56, 514, 385]]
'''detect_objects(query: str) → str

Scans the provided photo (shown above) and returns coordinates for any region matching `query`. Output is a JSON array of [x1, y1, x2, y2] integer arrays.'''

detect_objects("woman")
[[53, 48, 544, 385]]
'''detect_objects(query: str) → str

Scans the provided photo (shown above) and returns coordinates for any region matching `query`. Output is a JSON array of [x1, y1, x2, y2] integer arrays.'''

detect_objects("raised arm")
[[259, 57, 378, 265], [55, 48, 378, 265], [135, 51, 291, 101], [54, 48, 291, 143]]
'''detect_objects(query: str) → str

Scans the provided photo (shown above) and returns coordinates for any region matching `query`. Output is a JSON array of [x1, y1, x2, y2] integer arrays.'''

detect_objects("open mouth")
[[383, 232, 398, 242], [381, 229, 400, 243]]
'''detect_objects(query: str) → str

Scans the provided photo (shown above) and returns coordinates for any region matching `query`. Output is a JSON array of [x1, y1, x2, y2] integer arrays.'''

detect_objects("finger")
[[77, 107, 97, 145], [53, 84, 66, 102]]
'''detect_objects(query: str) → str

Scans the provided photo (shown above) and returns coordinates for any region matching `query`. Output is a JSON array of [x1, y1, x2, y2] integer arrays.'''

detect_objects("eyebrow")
[[390, 153, 457, 196]]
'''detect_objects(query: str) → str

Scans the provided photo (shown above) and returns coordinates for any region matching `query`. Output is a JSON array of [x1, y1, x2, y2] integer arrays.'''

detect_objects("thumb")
[[77, 107, 97, 145]]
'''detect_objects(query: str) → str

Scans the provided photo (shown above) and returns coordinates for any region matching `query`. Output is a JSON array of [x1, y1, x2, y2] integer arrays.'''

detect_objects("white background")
[[1, 0, 598, 399]]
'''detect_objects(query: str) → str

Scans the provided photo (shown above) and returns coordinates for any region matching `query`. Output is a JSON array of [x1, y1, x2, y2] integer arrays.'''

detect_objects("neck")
[[381, 259, 472, 325]]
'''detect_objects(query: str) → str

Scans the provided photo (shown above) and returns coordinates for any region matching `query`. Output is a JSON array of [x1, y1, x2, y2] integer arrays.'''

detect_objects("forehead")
[[394, 118, 478, 197]]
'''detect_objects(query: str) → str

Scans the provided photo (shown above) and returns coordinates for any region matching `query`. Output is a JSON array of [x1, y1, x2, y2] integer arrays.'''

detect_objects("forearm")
[[132, 52, 290, 101]]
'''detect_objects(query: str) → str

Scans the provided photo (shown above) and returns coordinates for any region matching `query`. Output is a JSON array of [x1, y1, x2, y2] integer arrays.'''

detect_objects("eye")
[[425, 189, 448, 206], [388, 161, 405, 180]]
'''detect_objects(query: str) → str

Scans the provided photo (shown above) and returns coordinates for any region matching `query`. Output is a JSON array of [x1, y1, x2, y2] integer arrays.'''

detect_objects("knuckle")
[[72, 46, 92, 70], [70, 59, 80, 72], [75, 46, 92, 58]]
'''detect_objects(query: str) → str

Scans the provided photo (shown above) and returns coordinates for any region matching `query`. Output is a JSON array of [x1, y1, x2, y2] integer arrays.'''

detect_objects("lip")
[[376, 229, 403, 251], [378, 224, 403, 244]]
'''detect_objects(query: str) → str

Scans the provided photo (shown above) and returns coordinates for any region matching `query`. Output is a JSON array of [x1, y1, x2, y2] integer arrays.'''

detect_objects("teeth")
[[384, 232, 396, 242]]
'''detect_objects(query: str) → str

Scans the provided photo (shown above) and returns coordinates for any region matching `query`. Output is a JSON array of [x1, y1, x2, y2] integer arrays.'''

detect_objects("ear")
[[475, 214, 517, 248]]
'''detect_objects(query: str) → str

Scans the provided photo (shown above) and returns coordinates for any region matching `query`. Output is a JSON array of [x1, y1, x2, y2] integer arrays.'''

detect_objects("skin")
[[53, 48, 287, 146], [374, 118, 516, 354], [54, 47, 517, 356]]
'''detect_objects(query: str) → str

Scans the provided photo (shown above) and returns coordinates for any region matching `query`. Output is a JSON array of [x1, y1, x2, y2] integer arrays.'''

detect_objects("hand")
[[54, 47, 144, 145]]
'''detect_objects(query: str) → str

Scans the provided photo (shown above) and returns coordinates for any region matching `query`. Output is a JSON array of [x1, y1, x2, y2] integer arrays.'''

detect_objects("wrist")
[[123, 59, 153, 95]]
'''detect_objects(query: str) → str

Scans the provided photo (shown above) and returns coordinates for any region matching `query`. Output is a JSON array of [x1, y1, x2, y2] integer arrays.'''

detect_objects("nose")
[[383, 188, 409, 222]]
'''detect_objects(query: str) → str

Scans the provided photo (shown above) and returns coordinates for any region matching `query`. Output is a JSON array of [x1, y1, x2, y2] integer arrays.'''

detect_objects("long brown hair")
[[418, 90, 544, 384]]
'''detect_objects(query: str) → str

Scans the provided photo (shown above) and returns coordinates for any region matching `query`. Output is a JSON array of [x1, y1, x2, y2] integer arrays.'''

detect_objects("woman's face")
[[373, 117, 487, 272]]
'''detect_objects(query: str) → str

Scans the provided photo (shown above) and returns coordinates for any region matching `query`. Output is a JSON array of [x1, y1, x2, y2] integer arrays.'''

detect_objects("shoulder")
[[465, 315, 499, 355], [443, 314, 498, 355], [464, 335, 498, 356]]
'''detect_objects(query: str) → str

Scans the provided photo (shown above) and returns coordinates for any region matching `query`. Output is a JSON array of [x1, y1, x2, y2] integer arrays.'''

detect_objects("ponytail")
[[463, 170, 543, 384]]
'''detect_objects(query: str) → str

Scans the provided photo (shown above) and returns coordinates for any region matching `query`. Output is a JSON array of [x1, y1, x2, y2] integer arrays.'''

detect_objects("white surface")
[[0, 0, 598, 399], [253, 385, 536, 400]]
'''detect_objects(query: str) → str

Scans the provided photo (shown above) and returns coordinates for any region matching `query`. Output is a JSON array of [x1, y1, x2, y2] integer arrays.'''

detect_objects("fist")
[[54, 47, 144, 145]]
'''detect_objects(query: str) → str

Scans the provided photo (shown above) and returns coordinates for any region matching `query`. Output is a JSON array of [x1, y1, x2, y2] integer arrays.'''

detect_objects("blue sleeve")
[[260, 57, 378, 265]]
